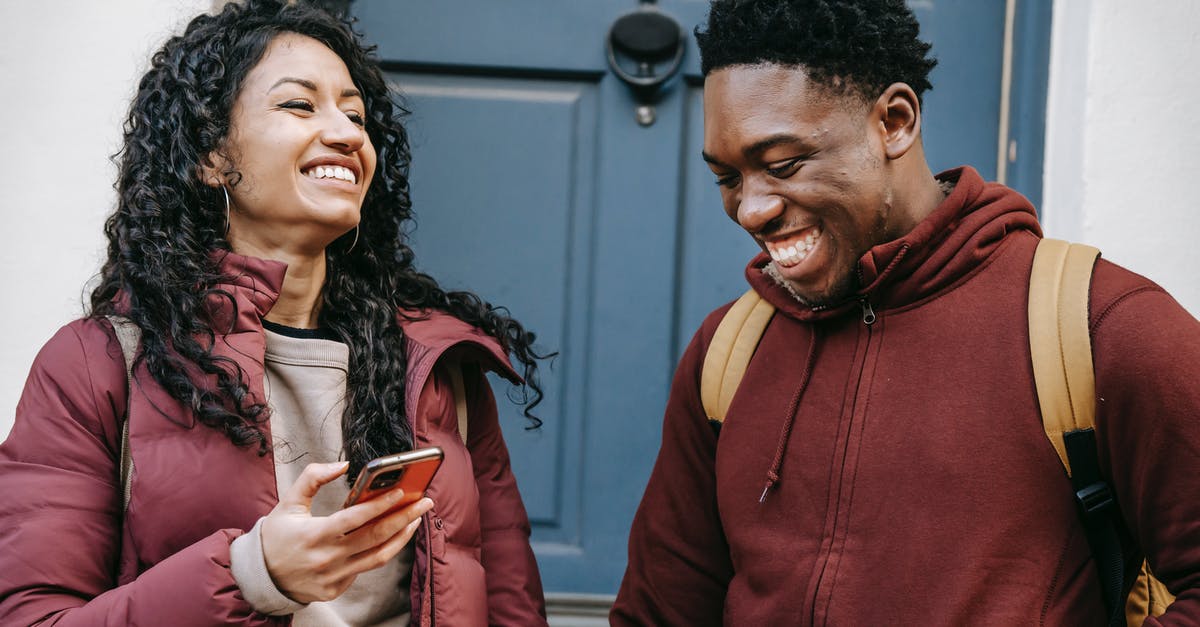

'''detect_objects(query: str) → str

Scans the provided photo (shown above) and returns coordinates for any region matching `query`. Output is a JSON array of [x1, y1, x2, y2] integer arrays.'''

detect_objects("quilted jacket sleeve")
[[1090, 264, 1200, 626], [463, 362, 549, 627], [610, 315, 733, 627], [0, 321, 280, 626]]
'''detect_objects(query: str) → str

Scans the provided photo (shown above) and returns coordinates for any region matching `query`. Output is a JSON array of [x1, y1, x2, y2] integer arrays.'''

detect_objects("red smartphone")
[[342, 446, 444, 509]]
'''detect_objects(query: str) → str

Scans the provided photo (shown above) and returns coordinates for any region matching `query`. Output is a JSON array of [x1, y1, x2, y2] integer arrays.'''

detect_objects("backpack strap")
[[1029, 238, 1101, 470], [1028, 239, 1128, 626], [106, 316, 140, 512], [446, 362, 469, 445], [701, 289, 776, 424]]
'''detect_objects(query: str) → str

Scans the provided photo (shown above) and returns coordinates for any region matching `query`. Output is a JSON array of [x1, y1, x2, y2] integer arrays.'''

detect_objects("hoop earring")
[[221, 185, 231, 236], [346, 225, 360, 253]]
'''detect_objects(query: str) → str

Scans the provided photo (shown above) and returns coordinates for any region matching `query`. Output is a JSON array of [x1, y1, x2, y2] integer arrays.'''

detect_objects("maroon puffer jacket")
[[0, 252, 546, 626]]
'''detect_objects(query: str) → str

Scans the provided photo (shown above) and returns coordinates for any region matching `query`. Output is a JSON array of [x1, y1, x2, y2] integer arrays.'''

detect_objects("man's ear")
[[874, 82, 921, 160]]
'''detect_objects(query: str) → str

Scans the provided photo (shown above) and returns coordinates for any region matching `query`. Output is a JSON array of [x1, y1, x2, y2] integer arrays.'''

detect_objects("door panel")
[[394, 74, 600, 545], [353, 0, 1044, 597]]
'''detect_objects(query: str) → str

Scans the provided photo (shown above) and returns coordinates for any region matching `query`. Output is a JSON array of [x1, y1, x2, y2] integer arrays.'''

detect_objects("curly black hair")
[[90, 0, 551, 482], [696, 0, 937, 104]]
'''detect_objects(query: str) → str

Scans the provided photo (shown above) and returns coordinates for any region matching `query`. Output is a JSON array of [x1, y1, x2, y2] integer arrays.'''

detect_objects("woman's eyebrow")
[[268, 76, 318, 93], [267, 77, 361, 100]]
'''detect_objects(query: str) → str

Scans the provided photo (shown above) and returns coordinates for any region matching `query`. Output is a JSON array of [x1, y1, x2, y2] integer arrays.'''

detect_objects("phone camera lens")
[[369, 468, 405, 490]]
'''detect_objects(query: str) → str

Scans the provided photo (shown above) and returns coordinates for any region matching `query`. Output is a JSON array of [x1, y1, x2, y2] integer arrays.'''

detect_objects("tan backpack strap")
[[701, 289, 776, 423], [447, 362, 469, 445], [1028, 238, 1100, 476], [106, 316, 140, 510]]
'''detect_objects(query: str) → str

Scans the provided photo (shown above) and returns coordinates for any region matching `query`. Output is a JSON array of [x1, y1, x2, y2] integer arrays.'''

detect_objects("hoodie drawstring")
[[760, 325, 819, 503]]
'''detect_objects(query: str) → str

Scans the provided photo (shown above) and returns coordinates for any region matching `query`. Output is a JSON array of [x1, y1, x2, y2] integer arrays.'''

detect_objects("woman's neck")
[[264, 252, 325, 329]]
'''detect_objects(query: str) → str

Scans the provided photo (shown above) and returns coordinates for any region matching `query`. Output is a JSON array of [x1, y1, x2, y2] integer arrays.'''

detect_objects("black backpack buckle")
[[1075, 481, 1115, 520]]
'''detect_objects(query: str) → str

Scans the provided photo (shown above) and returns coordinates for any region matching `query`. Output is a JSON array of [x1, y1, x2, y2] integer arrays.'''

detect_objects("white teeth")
[[304, 165, 357, 184], [766, 227, 822, 268]]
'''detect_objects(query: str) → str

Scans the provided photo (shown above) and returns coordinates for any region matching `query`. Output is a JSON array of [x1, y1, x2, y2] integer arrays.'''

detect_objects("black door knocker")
[[606, 4, 685, 126]]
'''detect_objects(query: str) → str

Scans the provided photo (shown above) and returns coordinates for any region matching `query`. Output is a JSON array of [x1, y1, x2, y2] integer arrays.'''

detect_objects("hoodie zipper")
[[808, 299, 879, 625], [860, 299, 877, 326]]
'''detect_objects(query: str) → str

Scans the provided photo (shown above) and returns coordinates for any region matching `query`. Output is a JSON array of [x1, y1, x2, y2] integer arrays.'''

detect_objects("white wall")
[[1043, 0, 1200, 316], [0, 1, 209, 437]]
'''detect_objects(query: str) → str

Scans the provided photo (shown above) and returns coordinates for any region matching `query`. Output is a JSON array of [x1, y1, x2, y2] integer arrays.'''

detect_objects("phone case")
[[343, 446, 444, 508]]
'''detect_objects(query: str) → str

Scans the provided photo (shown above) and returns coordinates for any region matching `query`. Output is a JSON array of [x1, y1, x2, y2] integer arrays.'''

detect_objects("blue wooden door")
[[352, 0, 1049, 601]]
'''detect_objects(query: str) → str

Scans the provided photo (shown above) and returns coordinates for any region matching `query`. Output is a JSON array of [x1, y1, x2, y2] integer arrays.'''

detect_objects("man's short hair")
[[696, 0, 938, 104]]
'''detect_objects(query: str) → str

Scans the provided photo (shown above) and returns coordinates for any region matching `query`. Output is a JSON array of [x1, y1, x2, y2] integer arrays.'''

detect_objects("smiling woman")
[[0, 1, 551, 625]]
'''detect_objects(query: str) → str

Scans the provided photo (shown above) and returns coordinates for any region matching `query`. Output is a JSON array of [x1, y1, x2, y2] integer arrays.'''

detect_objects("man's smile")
[[763, 224, 822, 268]]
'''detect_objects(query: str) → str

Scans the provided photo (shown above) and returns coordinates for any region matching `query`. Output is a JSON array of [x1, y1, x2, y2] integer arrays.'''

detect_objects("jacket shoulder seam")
[[1090, 284, 1168, 336]]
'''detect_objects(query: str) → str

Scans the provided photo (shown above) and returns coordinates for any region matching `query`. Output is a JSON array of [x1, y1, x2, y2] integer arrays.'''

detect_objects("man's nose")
[[736, 185, 785, 235]]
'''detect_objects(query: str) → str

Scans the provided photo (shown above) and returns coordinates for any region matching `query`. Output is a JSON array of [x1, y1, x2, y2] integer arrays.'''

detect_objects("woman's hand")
[[260, 461, 434, 604]]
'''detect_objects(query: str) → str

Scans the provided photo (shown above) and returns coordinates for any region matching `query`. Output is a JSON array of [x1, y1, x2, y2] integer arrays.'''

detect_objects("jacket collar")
[[745, 166, 1042, 322], [204, 250, 288, 333]]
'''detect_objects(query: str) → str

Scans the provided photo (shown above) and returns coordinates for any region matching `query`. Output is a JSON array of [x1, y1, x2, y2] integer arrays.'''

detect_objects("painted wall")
[[2, 1, 1197, 439], [0, 0, 210, 437], [1042, 0, 1199, 316]]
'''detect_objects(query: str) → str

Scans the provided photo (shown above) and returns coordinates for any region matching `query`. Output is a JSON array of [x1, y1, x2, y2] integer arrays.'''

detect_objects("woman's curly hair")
[[90, 0, 551, 481], [696, 0, 938, 104]]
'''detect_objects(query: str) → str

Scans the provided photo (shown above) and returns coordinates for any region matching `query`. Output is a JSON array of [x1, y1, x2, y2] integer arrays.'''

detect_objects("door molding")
[[546, 593, 614, 627]]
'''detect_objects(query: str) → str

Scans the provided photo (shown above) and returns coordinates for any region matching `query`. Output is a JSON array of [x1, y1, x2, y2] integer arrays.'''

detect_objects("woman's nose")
[[321, 111, 366, 152]]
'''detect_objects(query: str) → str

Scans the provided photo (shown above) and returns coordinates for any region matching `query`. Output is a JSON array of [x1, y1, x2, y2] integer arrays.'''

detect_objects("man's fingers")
[[279, 461, 350, 512]]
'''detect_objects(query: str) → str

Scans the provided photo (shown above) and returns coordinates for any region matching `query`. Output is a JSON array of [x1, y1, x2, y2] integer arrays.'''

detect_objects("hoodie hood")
[[745, 167, 1042, 322]]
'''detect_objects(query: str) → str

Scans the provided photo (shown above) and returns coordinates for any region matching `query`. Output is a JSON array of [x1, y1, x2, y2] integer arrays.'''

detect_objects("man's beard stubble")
[[762, 261, 860, 310]]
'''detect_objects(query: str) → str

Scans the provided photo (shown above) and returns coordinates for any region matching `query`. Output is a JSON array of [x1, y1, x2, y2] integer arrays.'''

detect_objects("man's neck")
[[886, 159, 948, 240]]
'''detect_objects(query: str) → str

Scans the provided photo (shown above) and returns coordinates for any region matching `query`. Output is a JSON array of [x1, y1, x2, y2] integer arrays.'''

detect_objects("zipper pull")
[[861, 299, 876, 326]]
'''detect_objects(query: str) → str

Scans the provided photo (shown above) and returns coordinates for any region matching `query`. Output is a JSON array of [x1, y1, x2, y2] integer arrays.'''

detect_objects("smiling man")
[[611, 1, 1200, 625]]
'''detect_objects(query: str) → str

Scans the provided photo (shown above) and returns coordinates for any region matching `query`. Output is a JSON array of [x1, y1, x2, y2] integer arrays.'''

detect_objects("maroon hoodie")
[[612, 167, 1200, 625]]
